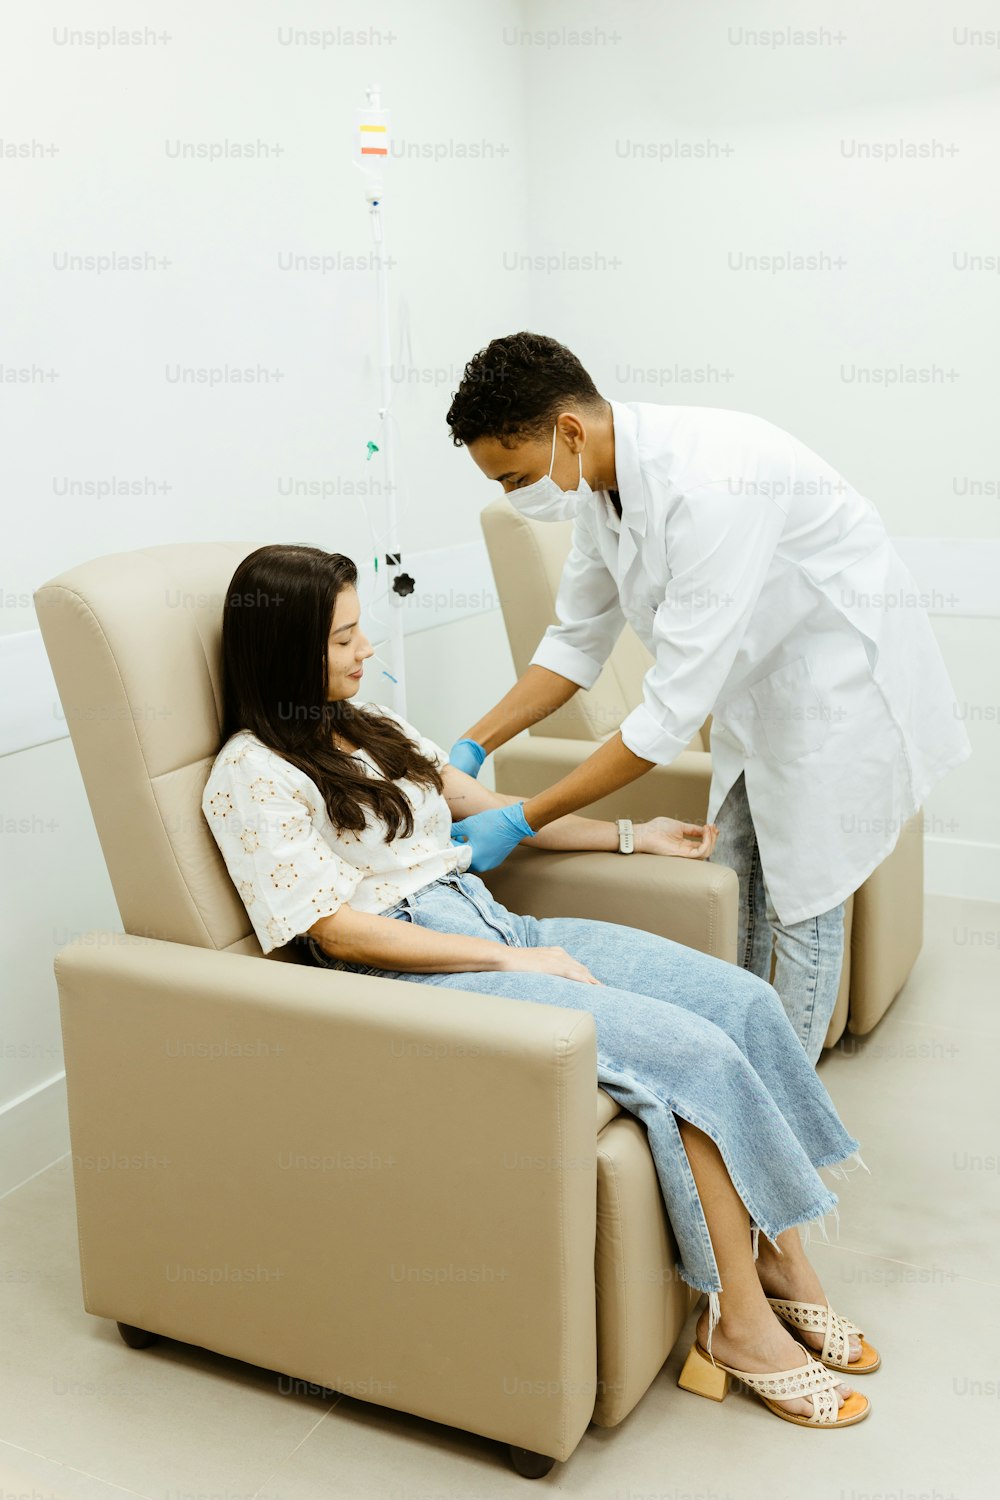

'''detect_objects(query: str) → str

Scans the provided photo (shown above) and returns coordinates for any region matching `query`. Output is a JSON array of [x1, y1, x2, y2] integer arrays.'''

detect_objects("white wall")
[[1, 0, 530, 604], [3, 0, 998, 1191], [516, 0, 1000, 898]]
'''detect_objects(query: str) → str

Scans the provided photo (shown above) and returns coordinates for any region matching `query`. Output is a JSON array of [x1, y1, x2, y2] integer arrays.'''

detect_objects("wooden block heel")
[[677, 1341, 730, 1401], [678, 1336, 871, 1427]]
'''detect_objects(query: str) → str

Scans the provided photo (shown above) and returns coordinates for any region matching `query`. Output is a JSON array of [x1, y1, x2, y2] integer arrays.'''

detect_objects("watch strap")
[[617, 818, 635, 854]]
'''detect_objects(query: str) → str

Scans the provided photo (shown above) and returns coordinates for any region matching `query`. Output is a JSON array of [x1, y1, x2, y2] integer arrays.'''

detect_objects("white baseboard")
[[0, 1072, 70, 1201], [925, 835, 1000, 905]]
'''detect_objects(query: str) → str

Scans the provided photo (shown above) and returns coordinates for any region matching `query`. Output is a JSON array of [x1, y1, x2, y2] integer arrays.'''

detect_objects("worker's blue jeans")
[[304, 867, 864, 1300], [710, 772, 847, 1067]]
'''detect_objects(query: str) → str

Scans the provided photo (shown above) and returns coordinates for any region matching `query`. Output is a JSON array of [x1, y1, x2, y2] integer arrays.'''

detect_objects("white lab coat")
[[529, 399, 971, 925]]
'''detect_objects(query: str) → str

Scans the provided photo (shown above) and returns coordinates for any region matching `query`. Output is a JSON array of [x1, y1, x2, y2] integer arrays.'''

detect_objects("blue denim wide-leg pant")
[[710, 772, 847, 1066], [305, 869, 864, 1305]]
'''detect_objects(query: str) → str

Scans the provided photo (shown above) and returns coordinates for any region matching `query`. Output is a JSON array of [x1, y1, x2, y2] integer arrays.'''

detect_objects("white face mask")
[[506, 424, 593, 523]]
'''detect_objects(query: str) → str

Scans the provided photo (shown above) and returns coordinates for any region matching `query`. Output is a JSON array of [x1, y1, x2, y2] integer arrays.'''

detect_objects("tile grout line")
[[248, 1403, 346, 1500], [0, 1436, 159, 1500], [804, 1237, 1000, 1292]]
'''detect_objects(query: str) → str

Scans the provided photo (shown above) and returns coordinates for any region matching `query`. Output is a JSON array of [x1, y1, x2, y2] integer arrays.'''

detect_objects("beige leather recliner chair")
[[35, 540, 744, 1479], [480, 496, 926, 1050]]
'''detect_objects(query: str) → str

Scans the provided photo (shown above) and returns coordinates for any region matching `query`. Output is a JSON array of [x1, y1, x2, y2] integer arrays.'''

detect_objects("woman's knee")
[[732, 972, 804, 1052], [723, 964, 785, 1018], [654, 1010, 754, 1085]]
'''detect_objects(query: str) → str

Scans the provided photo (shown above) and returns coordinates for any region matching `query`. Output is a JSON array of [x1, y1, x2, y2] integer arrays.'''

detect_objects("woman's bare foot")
[[753, 1230, 863, 1365], [695, 1304, 856, 1419]]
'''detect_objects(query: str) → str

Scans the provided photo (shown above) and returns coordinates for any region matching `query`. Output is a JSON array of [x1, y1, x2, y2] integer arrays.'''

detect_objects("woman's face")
[[326, 585, 375, 701]]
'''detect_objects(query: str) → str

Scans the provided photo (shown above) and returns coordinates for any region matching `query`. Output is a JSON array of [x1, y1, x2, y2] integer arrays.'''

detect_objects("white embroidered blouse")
[[201, 703, 472, 954]]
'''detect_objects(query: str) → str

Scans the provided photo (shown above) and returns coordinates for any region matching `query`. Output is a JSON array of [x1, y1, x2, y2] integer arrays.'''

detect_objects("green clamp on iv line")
[[367, 441, 381, 569]]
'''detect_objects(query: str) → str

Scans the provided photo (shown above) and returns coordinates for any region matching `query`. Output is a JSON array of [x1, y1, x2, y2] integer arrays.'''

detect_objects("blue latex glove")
[[448, 737, 488, 778], [450, 801, 537, 872]]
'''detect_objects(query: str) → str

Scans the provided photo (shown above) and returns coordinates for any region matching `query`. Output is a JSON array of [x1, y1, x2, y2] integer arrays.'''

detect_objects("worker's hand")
[[448, 737, 487, 778], [450, 801, 536, 871], [635, 817, 719, 859]]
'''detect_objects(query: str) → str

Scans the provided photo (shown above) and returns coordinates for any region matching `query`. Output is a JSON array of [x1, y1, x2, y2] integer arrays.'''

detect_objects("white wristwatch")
[[616, 818, 635, 854]]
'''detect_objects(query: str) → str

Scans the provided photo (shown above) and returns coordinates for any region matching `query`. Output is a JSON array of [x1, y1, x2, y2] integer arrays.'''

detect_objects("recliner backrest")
[[480, 496, 709, 750], [34, 541, 295, 959]]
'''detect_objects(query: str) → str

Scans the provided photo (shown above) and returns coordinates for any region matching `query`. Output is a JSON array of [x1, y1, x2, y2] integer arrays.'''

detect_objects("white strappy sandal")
[[677, 1337, 871, 1427], [766, 1296, 881, 1373]]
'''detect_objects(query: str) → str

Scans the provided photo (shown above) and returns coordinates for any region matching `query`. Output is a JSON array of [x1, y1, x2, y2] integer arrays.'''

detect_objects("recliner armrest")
[[494, 736, 713, 824], [54, 934, 598, 1462], [478, 846, 737, 964]]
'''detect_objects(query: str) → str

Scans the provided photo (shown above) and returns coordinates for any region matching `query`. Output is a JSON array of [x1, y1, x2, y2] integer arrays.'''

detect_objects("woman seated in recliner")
[[202, 543, 880, 1431]]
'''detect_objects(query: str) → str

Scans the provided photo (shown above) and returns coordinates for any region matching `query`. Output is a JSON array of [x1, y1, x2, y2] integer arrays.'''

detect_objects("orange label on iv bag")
[[355, 109, 390, 163]]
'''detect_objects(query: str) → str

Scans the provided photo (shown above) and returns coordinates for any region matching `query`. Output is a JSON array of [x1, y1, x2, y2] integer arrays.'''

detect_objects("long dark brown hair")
[[217, 544, 443, 840]]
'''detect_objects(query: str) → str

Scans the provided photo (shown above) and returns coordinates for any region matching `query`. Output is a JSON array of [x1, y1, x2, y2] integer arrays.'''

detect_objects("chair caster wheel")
[[507, 1444, 556, 1478], [117, 1322, 158, 1349]]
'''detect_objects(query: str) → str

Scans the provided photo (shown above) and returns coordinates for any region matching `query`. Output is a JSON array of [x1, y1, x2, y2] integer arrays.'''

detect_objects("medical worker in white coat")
[[444, 332, 970, 1063]]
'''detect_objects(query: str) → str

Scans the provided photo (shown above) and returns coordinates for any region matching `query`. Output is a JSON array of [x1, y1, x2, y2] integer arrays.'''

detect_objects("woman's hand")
[[495, 946, 603, 984], [634, 816, 719, 859]]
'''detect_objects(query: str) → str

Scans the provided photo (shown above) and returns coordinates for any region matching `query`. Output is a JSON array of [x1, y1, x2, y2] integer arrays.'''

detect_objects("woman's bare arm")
[[440, 764, 619, 851], [308, 904, 509, 973], [307, 899, 600, 983], [440, 765, 717, 856]]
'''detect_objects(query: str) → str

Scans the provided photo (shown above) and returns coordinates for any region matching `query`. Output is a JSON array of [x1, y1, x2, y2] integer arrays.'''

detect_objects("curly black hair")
[[445, 331, 605, 449]]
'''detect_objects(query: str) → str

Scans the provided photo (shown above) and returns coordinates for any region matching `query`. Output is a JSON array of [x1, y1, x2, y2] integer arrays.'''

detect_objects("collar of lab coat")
[[607, 399, 646, 576]]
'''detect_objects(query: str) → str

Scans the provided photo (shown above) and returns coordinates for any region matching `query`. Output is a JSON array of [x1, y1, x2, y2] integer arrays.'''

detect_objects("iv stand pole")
[[361, 83, 407, 715]]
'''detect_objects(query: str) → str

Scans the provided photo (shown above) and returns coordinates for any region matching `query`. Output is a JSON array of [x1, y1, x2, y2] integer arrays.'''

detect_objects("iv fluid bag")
[[354, 105, 390, 173]]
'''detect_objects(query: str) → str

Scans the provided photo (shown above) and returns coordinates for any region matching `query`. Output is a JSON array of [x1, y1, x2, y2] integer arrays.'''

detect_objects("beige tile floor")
[[2, 892, 997, 1500]]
